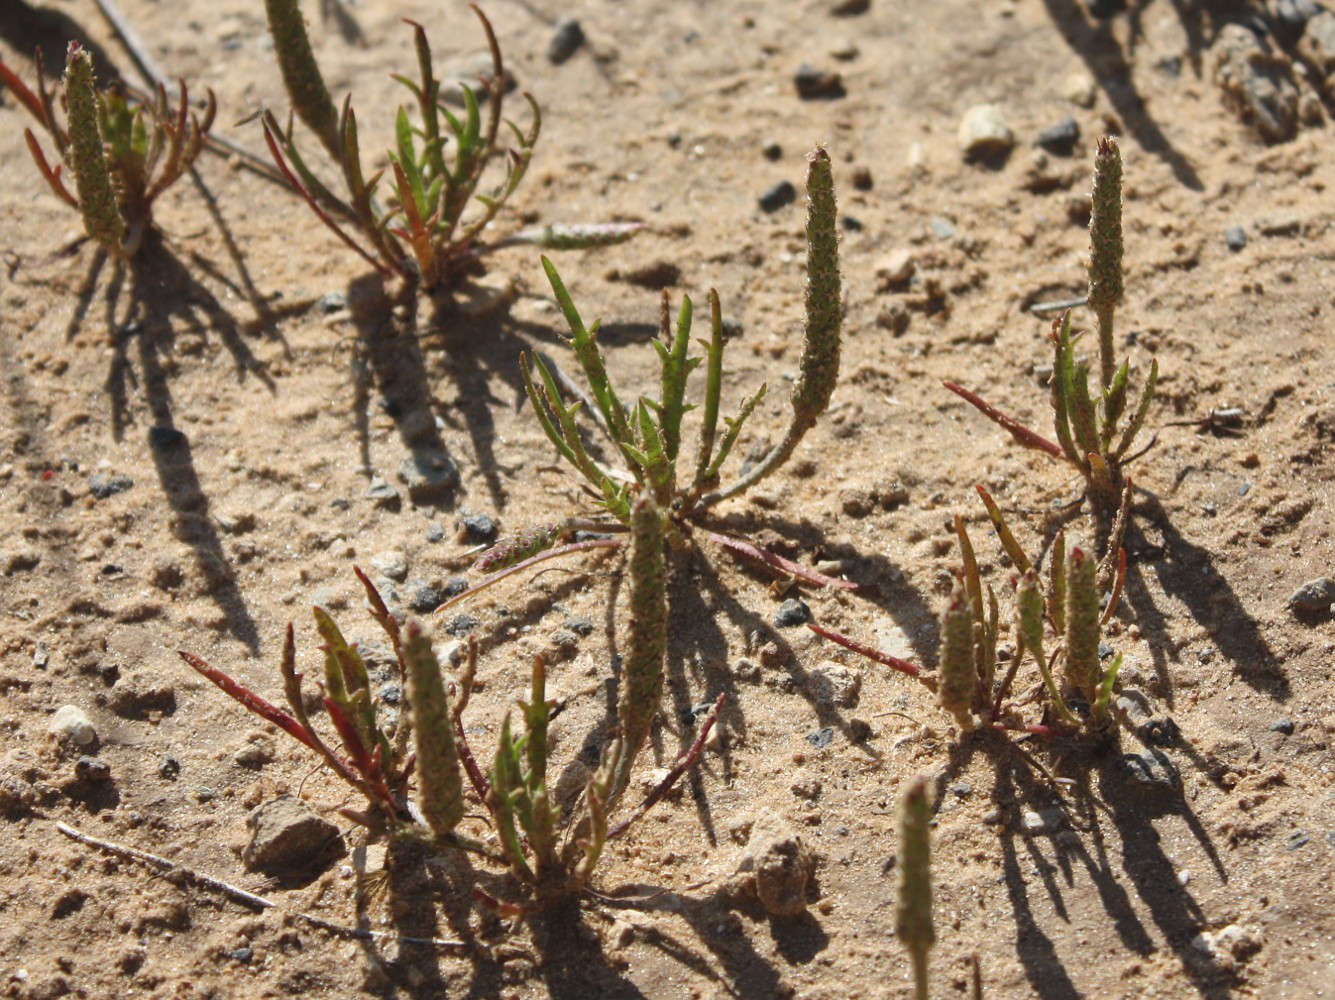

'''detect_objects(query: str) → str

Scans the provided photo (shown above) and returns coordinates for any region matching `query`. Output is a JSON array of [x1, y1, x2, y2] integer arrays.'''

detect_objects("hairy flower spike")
[[264, 0, 339, 157], [897, 775, 935, 1000], [1089, 136, 1124, 389], [1063, 547, 1101, 703], [474, 520, 570, 575], [62, 45, 125, 256], [937, 579, 979, 731], [404, 623, 464, 838]]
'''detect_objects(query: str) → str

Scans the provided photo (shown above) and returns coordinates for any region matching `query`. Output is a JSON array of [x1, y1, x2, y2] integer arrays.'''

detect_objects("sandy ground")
[[2, 0, 1335, 997]]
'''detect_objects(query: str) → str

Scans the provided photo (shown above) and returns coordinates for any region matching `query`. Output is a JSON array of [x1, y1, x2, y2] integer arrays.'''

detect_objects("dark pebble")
[[848, 718, 872, 742], [75, 756, 112, 782], [851, 164, 873, 190], [232, 947, 254, 963], [762, 139, 783, 161], [1269, 718, 1295, 735], [1085, 0, 1126, 17], [457, 513, 498, 544], [445, 614, 480, 636], [319, 292, 346, 313], [88, 474, 134, 500], [378, 683, 402, 706], [148, 426, 187, 450], [841, 215, 864, 232], [443, 577, 469, 597], [100, 564, 124, 577], [329, 498, 350, 511], [773, 598, 812, 627], [425, 522, 446, 543], [565, 616, 595, 636], [1288, 577, 1335, 618], [408, 585, 442, 614], [1286, 831, 1310, 850], [951, 782, 973, 798], [548, 18, 585, 64], [159, 755, 180, 779], [1098, 642, 1114, 659], [793, 63, 846, 99], [831, 0, 871, 14], [1118, 748, 1179, 791], [758, 180, 797, 213], [678, 701, 715, 726], [1226, 226, 1248, 251], [1140, 716, 1180, 747], [806, 727, 835, 749], [1034, 116, 1080, 156]]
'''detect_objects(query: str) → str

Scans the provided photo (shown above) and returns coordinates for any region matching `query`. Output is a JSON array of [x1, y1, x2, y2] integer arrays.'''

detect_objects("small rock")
[[371, 550, 408, 582], [950, 782, 973, 798], [1062, 71, 1098, 108], [456, 513, 498, 544], [848, 718, 872, 743], [761, 139, 783, 161], [399, 451, 459, 503], [1034, 115, 1080, 155], [547, 628, 580, 662], [32, 642, 48, 669], [445, 614, 480, 636], [147, 426, 187, 451], [234, 736, 276, 769], [850, 164, 873, 190], [1288, 577, 1335, 617], [808, 662, 861, 708], [74, 756, 111, 782], [547, 18, 585, 64], [1258, 213, 1303, 236], [243, 795, 344, 876], [758, 180, 798, 213], [1021, 807, 1065, 833], [930, 217, 957, 240], [319, 292, 347, 313], [773, 599, 812, 627], [443, 577, 469, 597], [830, 0, 870, 14], [830, 37, 859, 61], [408, 583, 442, 614], [1225, 226, 1248, 251], [1269, 718, 1296, 735], [806, 727, 835, 749], [158, 756, 180, 779], [1190, 924, 1263, 971], [793, 63, 845, 99], [49, 706, 96, 747], [565, 616, 595, 636], [108, 670, 176, 718], [1212, 23, 1299, 143], [365, 477, 400, 506], [88, 474, 134, 500], [1118, 748, 1180, 791], [425, 522, 446, 543], [735, 812, 817, 917], [791, 774, 822, 800], [958, 104, 1014, 159], [1286, 830, 1310, 850], [874, 249, 915, 287]]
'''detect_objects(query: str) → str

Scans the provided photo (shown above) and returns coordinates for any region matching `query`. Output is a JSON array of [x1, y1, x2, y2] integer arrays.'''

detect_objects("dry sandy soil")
[[2, 0, 1335, 997]]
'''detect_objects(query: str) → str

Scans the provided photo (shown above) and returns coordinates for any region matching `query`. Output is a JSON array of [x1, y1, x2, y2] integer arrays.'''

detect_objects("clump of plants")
[[812, 485, 1127, 738], [0, 42, 215, 258], [945, 138, 1155, 530], [451, 148, 847, 597], [179, 497, 722, 909], [261, 0, 639, 293]]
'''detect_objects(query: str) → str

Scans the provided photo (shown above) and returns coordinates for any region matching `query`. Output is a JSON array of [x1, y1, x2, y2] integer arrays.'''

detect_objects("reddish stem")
[[944, 381, 1065, 459], [807, 623, 937, 691], [705, 531, 858, 590]]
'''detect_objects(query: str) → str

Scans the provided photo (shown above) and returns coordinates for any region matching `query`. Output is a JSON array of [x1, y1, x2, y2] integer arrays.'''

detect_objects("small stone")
[[1118, 748, 1180, 791], [234, 736, 276, 768], [445, 614, 480, 636], [49, 706, 96, 747], [398, 450, 459, 503], [1269, 718, 1295, 735], [408, 583, 442, 614], [830, 0, 870, 14], [1258, 214, 1303, 236], [793, 64, 845, 99], [32, 642, 49, 669], [231, 946, 254, 963], [74, 756, 111, 782], [1286, 830, 1310, 850], [808, 662, 862, 707], [790, 774, 821, 800], [1021, 807, 1064, 833], [1289, 577, 1335, 617], [565, 616, 595, 636], [1063, 71, 1098, 108], [758, 180, 798, 213], [950, 782, 973, 798], [850, 164, 873, 190], [1212, 23, 1299, 144], [806, 727, 834, 749], [371, 550, 408, 581], [761, 139, 783, 161], [456, 513, 498, 544], [88, 474, 134, 500], [1034, 115, 1080, 155], [425, 522, 446, 543], [1190, 924, 1263, 971], [1225, 226, 1248, 251], [848, 718, 872, 742], [108, 671, 176, 718], [147, 426, 187, 450], [365, 477, 400, 506], [958, 104, 1014, 159], [319, 292, 347, 313], [874, 249, 915, 286], [547, 18, 585, 64], [547, 628, 580, 662], [736, 812, 817, 917], [243, 795, 344, 876], [158, 756, 180, 779], [830, 37, 858, 61], [773, 599, 812, 627], [930, 217, 957, 240], [443, 577, 469, 597]]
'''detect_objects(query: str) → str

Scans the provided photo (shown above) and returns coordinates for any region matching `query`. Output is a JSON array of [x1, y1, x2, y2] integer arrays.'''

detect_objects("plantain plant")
[[945, 138, 1155, 531], [0, 42, 215, 258], [260, 0, 639, 293], [179, 498, 723, 909], [812, 485, 1127, 738], [448, 148, 848, 601]]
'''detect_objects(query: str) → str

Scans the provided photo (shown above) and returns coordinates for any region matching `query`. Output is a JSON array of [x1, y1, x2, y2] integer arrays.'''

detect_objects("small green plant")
[[261, 1, 638, 293], [812, 485, 1127, 738], [945, 138, 1155, 528], [180, 498, 723, 909], [452, 148, 846, 594], [896, 775, 935, 1000], [0, 42, 215, 258]]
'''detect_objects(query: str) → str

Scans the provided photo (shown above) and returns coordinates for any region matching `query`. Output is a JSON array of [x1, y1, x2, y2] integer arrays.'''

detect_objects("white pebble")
[[49, 705, 96, 746]]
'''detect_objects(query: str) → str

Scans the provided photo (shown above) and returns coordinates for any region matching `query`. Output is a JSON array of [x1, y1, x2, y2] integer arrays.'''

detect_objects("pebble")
[[456, 513, 498, 544], [399, 450, 459, 503], [830, 38, 859, 61], [1287, 576, 1335, 617], [370, 550, 408, 582], [547, 18, 585, 64], [32, 642, 48, 669], [1034, 115, 1080, 156], [108, 671, 177, 718], [158, 755, 180, 779], [773, 598, 812, 627], [850, 164, 873, 190], [1118, 748, 1180, 791], [445, 614, 480, 636], [147, 426, 187, 450], [1190, 924, 1263, 971], [88, 474, 134, 500], [1062, 71, 1097, 108], [793, 63, 846, 99], [958, 104, 1015, 159], [74, 756, 111, 782], [1269, 718, 1296, 735], [930, 217, 957, 240], [243, 795, 344, 876], [565, 616, 595, 636], [49, 706, 96, 746], [808, 662, 862, 708], [761, 139, 783, 161], [1021, 807, 1065, 833], [318, 292, 346, 313], [830, 0, 870, 13], [1225, 226, 1248, 251], [234, 737, 275, 768], [365, 477, 400, 506], [736, 811, 817, 916], [875, 249, 915, 286], [1212, 24, 1298, 144], [443, 577, 469, 597], [758, 180, 797, 213], [806, 727, 835, 749], [408, 583, 442, 614], [425, 522, 446, 543]]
